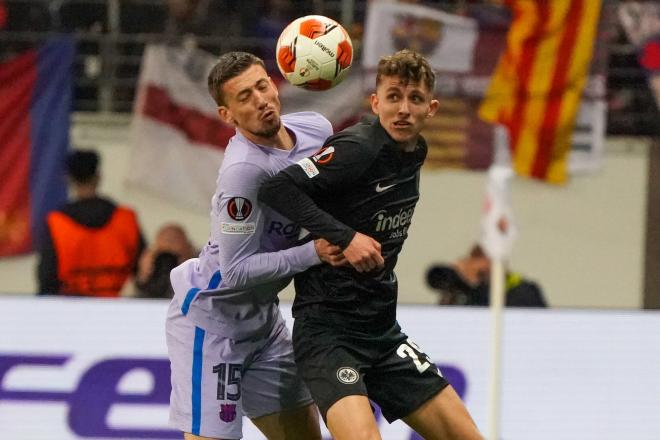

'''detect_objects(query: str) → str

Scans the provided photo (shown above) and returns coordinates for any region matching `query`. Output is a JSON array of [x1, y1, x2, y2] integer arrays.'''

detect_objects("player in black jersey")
[[259, 50, 483, 440]]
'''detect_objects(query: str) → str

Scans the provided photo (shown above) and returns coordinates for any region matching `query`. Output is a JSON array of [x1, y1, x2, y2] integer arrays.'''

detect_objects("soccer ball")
[[276, 15, 353, 91]]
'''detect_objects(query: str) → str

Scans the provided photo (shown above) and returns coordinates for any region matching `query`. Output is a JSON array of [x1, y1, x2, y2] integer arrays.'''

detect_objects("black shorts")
[[292, 318, 449, 423]]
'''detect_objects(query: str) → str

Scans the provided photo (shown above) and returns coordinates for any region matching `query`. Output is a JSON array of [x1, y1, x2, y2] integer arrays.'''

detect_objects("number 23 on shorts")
[[396, 339, 436, 374]]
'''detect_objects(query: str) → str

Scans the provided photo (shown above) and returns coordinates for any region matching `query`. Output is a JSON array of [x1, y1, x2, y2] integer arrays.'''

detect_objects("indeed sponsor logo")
[[373, 207, 415, 233]]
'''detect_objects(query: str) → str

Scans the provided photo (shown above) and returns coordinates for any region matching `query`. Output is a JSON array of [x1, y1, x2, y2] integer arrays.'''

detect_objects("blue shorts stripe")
[[180, 288, 201, 315], [191, 326, 205, 435]]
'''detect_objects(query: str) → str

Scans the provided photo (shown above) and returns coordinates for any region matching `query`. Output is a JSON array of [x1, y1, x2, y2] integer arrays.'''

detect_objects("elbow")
[[220, 266, 246, 290], [220, 263, 262, 290]]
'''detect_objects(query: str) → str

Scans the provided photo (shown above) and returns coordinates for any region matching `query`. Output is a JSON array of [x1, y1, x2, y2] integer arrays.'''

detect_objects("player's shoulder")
[[222, 135, 268, 168], [326, 115, 382, 157], [282, 112, 333, 139], [218, 137, 269, 181]]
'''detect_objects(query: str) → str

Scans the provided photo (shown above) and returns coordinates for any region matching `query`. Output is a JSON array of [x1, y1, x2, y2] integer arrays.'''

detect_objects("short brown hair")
[[207, 52, 266, 106], [376, 49, 435, 93]]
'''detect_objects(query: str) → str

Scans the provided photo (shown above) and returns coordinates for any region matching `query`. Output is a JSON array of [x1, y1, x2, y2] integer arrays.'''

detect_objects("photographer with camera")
[[135, 223, 197, 299], [426, 244, 547, 307]]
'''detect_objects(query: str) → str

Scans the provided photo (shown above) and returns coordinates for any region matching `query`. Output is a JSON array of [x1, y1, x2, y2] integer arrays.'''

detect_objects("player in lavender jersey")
[[166, 52, 345, 440]]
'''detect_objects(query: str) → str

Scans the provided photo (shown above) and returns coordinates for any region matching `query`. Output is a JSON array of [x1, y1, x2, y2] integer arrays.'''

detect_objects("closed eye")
[[256, 79, 269, 91]]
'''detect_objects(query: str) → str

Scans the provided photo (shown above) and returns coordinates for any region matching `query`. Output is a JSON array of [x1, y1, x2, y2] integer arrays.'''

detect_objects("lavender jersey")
[[170, 112, 332, 340]]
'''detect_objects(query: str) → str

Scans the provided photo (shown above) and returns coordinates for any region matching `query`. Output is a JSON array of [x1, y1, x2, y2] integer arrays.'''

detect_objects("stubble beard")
[[250, 119, 281, 139]]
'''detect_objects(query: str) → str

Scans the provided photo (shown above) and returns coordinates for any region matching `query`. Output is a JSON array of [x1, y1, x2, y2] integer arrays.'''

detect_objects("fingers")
[[315, 234, 384, 272], [343, 233, 384, 273], [352, 253, 384, 273], [326, 255, 348, 267], [315, 239, 347, 266]]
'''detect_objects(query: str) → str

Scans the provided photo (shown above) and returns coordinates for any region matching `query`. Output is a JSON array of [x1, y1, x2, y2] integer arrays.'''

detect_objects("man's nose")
[[255, 91, 268, 108], [398, 99, 410, 114]]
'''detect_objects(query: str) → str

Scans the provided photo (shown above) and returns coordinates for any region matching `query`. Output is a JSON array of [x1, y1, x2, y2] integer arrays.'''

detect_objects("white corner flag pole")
[[481, 138, 517, 439], [487, 257, 506, 440]]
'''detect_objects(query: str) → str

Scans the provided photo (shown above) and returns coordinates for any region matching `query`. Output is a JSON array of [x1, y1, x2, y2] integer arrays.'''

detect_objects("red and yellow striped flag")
[[479, 0, 602, 183]]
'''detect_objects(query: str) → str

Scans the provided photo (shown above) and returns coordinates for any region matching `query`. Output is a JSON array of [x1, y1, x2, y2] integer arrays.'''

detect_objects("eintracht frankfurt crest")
[[336, 367, 359, 384]]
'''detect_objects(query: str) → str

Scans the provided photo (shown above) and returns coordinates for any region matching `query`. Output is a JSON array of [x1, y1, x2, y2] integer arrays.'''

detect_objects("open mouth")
[[260, 109, 275, 120], [393, 120, 412, 128]]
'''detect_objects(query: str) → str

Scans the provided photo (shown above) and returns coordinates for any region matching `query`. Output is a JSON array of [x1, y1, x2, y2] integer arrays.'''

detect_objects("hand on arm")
[[259, 139, 383, 272], [342, 232, 384, 273], [314, 238, 348, 267], [213, 163, 322, 290]]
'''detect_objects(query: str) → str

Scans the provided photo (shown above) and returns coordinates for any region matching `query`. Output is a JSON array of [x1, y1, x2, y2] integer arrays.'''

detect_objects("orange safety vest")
[[47, 207, 140, 298]]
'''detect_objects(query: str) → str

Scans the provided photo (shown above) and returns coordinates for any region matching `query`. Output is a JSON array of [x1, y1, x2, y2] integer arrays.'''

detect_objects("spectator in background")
[[134, 223, 197, 299], [37, 149, 146, 297], [426, 244, 547, 307]]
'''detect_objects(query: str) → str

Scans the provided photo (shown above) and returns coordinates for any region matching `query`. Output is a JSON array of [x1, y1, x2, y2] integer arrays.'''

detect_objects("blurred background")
[[0, 1, 659, 439]]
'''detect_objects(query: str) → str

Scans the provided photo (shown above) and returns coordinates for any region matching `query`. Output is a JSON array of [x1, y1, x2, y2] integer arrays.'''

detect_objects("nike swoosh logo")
[[375, 182, 397, 193]]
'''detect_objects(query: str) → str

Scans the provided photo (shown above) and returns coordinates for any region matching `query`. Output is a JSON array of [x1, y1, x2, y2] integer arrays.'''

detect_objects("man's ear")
[[370, 93, 379, 115], [217, 106, 234, 126], [427, 99, 440, 118]]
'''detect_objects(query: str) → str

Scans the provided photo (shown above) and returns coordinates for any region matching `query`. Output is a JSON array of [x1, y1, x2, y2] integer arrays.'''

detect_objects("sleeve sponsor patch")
[[221, 222, 256, 234], [227, 197, 252, 220], [296, 157, 319, 178]]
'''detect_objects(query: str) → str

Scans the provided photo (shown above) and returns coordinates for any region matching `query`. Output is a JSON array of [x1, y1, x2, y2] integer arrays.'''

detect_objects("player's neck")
[[264, 126, 295, 150], [398, 137, 419, 153], [272, 126, 295, 150]]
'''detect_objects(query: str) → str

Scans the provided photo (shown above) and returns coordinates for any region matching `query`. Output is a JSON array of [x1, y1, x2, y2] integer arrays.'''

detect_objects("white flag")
[[127, 44, 232, 212], [127, 45, 371, 212], [480, 164, 517, 261]]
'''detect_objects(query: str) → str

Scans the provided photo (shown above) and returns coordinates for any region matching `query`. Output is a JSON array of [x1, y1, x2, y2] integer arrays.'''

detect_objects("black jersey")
[[259, 116, 426, 332]]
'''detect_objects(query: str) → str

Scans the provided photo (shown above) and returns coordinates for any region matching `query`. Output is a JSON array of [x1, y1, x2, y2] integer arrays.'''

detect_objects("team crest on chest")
[[227, 197, 252, 221], [219, 403, 237, 422]]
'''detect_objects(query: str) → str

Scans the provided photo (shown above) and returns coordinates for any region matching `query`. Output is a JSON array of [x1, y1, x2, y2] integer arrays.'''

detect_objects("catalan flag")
[[479, 0, 602, 183]]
